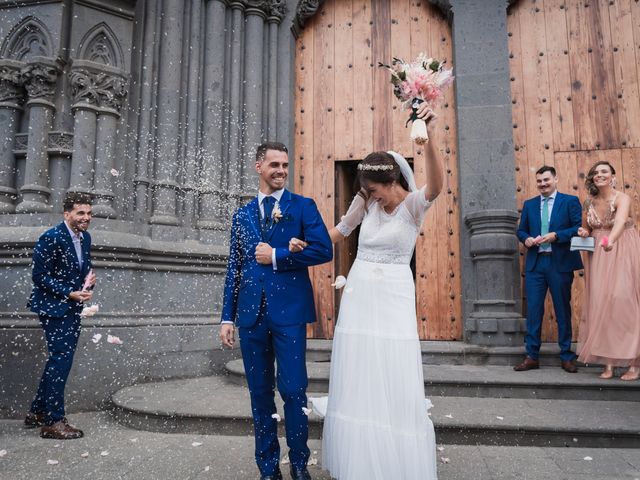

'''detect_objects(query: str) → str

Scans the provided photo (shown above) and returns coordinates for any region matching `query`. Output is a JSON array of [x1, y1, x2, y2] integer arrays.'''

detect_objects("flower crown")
[[357, 163, 394, 171]]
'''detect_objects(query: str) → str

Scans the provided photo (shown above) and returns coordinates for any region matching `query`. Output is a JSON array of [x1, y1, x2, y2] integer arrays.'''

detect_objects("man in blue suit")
[[515, 166, 583, 373], [220, 142, 332, 480], [25, 192, 96, 439]]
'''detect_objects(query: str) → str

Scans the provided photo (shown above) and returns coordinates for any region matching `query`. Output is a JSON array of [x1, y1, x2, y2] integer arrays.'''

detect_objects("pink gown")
[[578, 194, 640, 367]]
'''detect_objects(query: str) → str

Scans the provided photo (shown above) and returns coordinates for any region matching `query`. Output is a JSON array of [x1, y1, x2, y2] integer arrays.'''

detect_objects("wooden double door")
[[294, 0, 461, 340]]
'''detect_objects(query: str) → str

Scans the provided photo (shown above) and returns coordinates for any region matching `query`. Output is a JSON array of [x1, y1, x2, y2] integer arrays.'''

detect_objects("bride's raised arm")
[[329, 192, 366, 244], [416, 104, 443, 202]]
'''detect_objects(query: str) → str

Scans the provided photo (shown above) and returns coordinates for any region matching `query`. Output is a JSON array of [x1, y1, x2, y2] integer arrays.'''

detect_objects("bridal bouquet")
[[379, 54, 454, 144]]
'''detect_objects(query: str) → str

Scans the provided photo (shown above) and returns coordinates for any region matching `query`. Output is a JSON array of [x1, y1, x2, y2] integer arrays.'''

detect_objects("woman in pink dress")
[[577, 160, 640, 380]]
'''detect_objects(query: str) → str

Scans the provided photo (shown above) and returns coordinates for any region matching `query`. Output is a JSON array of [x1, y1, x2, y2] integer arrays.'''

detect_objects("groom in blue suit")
[[515, 166, 583, 373], [220, 142, 332, 480], [25, 192, 95, 439]]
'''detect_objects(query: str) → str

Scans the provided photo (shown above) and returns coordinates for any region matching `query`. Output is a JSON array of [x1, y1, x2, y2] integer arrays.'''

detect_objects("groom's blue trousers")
[[239, 297, 310, 476]]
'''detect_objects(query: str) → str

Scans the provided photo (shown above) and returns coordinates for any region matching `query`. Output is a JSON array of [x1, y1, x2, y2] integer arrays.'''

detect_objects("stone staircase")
[[110, 341, 640, 448]]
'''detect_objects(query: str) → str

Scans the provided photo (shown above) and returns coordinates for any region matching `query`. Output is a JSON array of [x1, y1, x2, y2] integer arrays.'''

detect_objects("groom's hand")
[[220, 324, 235, 348], [255, 242, 273, 264]]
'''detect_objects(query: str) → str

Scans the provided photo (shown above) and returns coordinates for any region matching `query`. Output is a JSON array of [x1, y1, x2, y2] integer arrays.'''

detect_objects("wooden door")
[[508, 0, 640, 341], [294, 0, 461, 340]]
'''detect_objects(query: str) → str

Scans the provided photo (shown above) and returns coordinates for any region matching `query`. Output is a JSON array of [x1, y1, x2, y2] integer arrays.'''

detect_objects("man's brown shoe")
[[513, 357, 539, 371], [24, 412, 45, 428], [561, 359, 578, 373], [40, 420, 84, 440]]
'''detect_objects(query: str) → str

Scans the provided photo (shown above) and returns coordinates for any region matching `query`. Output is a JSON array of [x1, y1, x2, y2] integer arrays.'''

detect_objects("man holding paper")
[[515, 166, 583, 373], [25, 192, 96, 439]]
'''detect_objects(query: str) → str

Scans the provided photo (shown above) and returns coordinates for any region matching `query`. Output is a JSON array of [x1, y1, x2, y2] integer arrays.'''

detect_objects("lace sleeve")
[[404, 186, 434, 226], [336, 194, 366, 237]]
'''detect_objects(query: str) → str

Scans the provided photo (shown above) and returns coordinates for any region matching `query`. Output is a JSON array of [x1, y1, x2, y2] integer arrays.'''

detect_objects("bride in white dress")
[[296, 110, 442, 479]]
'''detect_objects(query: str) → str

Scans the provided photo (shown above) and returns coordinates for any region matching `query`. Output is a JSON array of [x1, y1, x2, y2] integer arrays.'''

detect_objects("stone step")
[[308, 340, 602, 366], [110, 376, 640, 448], [225, 359, 640, 401]]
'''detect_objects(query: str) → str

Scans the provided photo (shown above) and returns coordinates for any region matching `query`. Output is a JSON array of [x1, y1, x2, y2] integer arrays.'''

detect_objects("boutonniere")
[[272, 202, 283, 223]]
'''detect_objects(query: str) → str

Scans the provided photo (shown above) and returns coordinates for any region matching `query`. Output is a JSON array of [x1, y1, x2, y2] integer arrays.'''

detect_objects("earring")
[[610, 178, 617, 188]]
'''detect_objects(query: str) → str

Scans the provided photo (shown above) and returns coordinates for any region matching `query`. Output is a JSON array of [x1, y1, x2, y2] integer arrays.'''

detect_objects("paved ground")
[[1, 412, 639, 480]]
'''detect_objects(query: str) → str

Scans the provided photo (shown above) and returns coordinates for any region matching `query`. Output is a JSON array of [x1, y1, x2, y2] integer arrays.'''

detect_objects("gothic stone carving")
[[0, 61, 25, 104], [70, 68, 128, 112], [292, 0, 325, 37], [21, 61, 59, 100]]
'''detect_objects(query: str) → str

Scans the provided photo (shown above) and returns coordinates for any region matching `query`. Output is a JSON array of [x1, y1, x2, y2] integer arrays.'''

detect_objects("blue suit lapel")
[[264, 190, 292, 243], [58, 223, 81, 272], [549, 193, 563, 228], [531, 197, 542, 236]]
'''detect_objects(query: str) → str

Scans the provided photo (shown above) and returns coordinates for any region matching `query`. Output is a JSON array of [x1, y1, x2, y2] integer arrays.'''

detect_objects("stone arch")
[[0, 16, 54, 60], [77, 23, 123, 68]]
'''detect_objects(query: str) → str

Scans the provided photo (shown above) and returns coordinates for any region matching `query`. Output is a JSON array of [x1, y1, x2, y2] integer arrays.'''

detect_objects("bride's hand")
[[577, 227, 590, 238], [416, 102, 437, 125], [289, 237, 308, 253]]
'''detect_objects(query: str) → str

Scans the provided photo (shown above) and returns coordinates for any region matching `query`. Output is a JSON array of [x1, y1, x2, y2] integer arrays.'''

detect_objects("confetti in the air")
[[47, 460, 59, 465], [91, 333, 102, 344], [271, 413, 281, 422], [191, 442, 203, 447], [0, 450, 6, 457], [583, 456, 593, 461], [80, 452, 89, 458], [440, 457, 450, 464], [100, 451, 109, 456], [110, 169, 120, 176]]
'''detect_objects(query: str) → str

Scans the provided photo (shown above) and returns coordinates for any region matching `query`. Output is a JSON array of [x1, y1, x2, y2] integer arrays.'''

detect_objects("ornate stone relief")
[[21, 61, 59, 100], [78, 23, 124, 69], [291, 0, 324, 37], [0, 16, 53, 61], [0, 61, 25, 104], [70, 68, 128, 112], [268, 0, 287, 21], [48, 132, 74, 153]]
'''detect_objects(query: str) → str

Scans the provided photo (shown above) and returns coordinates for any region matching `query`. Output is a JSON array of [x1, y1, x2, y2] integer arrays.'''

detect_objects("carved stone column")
[[465, 211, 525, 345], [150, 0, 185, 226], [15, 57, 60, 213], [198, 0, 228, 234], [94, 70, 127, 218], [241, 1, 267, 198], [69, 65, 100, 195], [227, 0, 247, 206], [266, 2, 285, 140], [0, 60, 25, 214]]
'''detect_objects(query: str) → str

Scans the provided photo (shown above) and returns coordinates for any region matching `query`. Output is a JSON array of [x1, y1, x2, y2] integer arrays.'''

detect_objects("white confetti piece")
[[107, 335, 123, 345], [573, 438, 579, 443], [307, 457, 318, 466], [440, 457, 450, 464], [130, 438, 138, 442], [191, 442, 203, 447], [0, 450, 6, 457], [437, 446, 445, 452], [80, 452, 89, 458], [204, 466, 210, 472], [302, 407, 312, 416], [271, 413, 281, 422], [583, 456, 593, 461], [496, 416, 504, 420], [47, 460, 59, 465], [110, 169, 120, 176], [81, 304, 99, 318], [331, 275, 347, 289], [445, 414, 453, 419], [100, 451, 109, 456], [91, 334, 102, 344]]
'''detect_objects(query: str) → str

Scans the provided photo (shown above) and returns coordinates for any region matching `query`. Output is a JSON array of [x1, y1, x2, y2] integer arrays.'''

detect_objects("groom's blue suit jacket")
[[221, 189, 333, 328], [28, 222, 93, 318]]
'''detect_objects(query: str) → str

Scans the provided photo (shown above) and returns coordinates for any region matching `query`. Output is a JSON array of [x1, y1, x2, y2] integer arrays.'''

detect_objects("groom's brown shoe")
[[561, 359, 578, 373], [40, 420, 84, 440], [514, 357, 539, 371], [24, 412, 46, 428]]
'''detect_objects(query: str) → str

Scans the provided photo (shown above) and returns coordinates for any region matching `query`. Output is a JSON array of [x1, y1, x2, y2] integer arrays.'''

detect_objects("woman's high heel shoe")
[[599, 365, 614, 379], [621, 367, 640, 381]]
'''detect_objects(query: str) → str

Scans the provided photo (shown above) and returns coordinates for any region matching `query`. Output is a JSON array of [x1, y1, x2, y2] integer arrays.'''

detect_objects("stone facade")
[[0, 0, 524, 417]]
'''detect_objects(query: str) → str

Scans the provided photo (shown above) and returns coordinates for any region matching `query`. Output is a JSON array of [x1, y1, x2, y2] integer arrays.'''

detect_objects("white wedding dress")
[[311, 186, 438, 480]]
